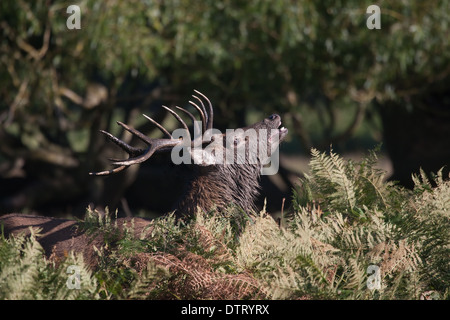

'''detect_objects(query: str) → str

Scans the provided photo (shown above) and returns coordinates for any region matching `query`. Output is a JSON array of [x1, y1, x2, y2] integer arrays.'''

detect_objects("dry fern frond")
[[150, 250, 265, 300], [367, 240, 421, 277]]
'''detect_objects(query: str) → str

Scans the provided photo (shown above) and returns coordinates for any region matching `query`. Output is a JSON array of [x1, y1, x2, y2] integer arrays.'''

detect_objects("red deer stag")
[[0, 90, 288, 267]]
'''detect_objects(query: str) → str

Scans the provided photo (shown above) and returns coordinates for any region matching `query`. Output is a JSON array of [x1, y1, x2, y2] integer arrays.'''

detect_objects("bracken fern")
[[0, 148, 448, 299], [0, 229, 97, 299]]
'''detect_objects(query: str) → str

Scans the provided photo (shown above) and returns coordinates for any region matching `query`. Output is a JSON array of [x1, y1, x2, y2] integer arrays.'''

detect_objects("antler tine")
[[191, 94, 209, 130], [188, 100, 207, 132], [161, 105, 189, 132], [193, 90, 213, 131], [175, 106, 201, 136], [89, 129, 145, 176], [175, 106, 195, 123], [191, 94, 208, 122], [142, 114, 172, 139], [98, 129, 144, 155], [89, 165, 128, 176], [117, 121, 153, 145]]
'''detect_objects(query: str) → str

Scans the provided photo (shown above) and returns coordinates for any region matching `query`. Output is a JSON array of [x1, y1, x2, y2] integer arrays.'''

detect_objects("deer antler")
[[189, 89, 213, 132], [89, 90, 213, 176]]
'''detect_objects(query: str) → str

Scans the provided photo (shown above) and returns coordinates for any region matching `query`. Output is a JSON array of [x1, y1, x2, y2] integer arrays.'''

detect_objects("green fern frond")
[[0, 230, 97, 300]]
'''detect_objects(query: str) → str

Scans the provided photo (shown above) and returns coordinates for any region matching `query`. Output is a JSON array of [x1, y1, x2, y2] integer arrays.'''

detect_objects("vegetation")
[[1, 149, 448, 300]]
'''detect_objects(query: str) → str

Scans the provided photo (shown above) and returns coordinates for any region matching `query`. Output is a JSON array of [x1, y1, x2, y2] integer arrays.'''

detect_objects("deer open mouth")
[[279, 125, 288, 135], [278, 125, 288, 141], [268, 122, 288, 143]]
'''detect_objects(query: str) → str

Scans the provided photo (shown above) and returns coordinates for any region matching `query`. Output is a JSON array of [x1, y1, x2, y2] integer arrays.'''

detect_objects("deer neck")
[[175, 163, 262, 218]]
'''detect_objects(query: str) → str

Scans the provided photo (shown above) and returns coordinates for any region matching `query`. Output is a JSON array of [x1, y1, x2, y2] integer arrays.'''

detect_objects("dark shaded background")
[[1, 1, 449, 218]]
